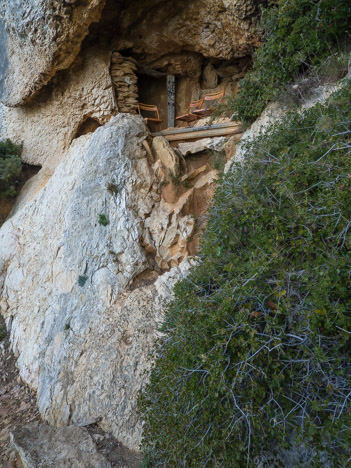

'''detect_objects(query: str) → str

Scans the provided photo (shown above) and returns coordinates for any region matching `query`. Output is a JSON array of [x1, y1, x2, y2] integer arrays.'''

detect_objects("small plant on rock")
[[0, 326, 6, 341], [98, 214, 109, 226], [107, 182, 118, 196]]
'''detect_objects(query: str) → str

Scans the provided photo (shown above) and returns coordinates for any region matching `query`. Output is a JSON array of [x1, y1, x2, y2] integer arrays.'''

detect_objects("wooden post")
[[167, 75, 175, 128]]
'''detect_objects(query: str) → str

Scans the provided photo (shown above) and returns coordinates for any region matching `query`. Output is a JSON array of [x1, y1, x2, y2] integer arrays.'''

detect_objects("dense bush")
[[233, 0, 351, 122], [139, 80, 351, 466], [0, 139, 22, 199]]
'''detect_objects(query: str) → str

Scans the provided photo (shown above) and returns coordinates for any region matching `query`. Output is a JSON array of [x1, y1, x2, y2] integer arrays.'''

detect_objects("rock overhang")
[[0, 0, 261, 107]]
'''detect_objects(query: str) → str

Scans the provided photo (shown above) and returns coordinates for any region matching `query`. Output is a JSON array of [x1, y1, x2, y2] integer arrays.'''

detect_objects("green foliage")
[[98, 213, 109, 226], [139, 81, 351, 466], [233, 0, 351, 122], [0, 139, 23, 199], [0, 326, 6, 341], [208, 149, 227, 172]]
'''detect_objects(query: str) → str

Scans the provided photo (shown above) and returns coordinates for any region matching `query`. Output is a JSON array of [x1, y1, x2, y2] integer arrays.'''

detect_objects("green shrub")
[[139, 80, 351, 466], [98, 213, 109, 226], [0, 139, 23, 199], [233, 0, 351, 122]]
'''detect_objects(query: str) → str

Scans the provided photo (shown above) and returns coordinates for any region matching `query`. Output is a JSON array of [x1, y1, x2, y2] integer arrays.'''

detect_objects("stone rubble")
[[178, 136, 228, 156]]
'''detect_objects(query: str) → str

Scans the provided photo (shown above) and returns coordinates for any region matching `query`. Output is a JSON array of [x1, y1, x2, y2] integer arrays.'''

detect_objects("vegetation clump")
[[98, 213, 109, 226], [0, 326, 6, 342], [0, 139, 23, 199], [139, 81, 351, 466], [232, 0, 351, 122]]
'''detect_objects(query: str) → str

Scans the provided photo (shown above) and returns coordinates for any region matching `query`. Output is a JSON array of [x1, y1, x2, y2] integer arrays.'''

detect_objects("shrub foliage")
[[233, 0, 351, 122], [139, 81, 351, 466], [0, 139, 23, 199]]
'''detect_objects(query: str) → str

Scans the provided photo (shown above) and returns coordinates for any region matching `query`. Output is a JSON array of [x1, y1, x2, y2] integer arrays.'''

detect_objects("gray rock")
[[0, 0, 105, 106], [202, 63, 218, 89], [11, 424, 111, 468], [178, 137, 227, 156], [0, 114, 195, 450]]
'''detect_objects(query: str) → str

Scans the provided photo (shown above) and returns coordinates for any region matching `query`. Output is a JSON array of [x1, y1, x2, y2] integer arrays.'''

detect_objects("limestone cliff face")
[[0, 47, 116, 172], [0, 0, 106, 107], [0, 114, 196, 448], [0, 0, 261, 173], [0, 0, 257, 452], [108, 0, 260, 64]]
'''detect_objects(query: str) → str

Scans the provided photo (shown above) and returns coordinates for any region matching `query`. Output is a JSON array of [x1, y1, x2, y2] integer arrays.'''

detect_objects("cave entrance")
[[137, 73, 174, 131], [84, 0, 254, 132]]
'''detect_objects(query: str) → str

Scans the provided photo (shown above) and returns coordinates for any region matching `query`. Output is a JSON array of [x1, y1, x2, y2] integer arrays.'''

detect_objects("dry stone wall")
[[110, 52, 139, 114]]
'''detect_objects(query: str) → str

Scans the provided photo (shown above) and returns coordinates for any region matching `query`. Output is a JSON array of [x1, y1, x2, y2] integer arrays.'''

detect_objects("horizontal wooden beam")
[[152, 121, 242, 137], [164, 126, 243, 142]]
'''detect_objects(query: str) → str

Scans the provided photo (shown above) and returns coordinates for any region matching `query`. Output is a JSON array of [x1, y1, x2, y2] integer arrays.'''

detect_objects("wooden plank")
[[152, 121, 242, 137], [167, 75, 175, 128], [164, 126, 243, 142]]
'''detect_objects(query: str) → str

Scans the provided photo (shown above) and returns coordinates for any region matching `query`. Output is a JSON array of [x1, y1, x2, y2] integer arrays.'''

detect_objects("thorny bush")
[[139, 80, 351, 467], [231, 0, 351, 122]]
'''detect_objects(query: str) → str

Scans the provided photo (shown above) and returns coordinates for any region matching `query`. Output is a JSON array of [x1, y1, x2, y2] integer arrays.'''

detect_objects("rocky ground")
[[0, 316, 140, 467], [0, 316, 41, 467]]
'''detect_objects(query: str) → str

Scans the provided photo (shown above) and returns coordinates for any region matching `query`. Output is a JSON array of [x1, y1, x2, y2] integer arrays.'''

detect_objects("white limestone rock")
[[178, 137, 227, 156], [0, 0, 105, 106], [0, 47, 116, 173], [0, 114, 195, 450]]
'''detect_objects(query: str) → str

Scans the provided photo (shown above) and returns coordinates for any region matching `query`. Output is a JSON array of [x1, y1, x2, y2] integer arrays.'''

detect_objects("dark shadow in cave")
[[73, 117, 102, 140]]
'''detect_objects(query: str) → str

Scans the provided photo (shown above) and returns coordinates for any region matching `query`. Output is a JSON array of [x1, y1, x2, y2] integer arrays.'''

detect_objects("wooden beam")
[[164, 126, 243, 142], [152, 121, 242, 137], [167, 75, 175, 128]]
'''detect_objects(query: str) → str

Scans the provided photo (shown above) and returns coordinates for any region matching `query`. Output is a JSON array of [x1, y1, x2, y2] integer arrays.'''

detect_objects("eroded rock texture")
[[0, 115, 197, 449], [0, 0, 255, 453], [0, 0, 106, 107], [108, 0, 260, 64], [0, 0, 261, 171], [11, 425, 111, 468], [0, 47, 116, 172]]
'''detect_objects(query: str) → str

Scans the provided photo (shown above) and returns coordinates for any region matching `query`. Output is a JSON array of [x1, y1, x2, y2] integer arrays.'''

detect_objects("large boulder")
[[11, 425, 111, 468], [0, 114, 194, 449]]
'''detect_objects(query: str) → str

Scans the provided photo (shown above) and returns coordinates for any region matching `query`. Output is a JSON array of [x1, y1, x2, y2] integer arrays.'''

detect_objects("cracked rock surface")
[[0, 114, 196, 450], [0, 0, 106, 106]]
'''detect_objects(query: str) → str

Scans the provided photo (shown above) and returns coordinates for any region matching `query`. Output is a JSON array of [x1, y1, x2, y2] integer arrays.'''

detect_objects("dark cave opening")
[[74, 117, 102, 139], [78, 0, 255, 129]]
